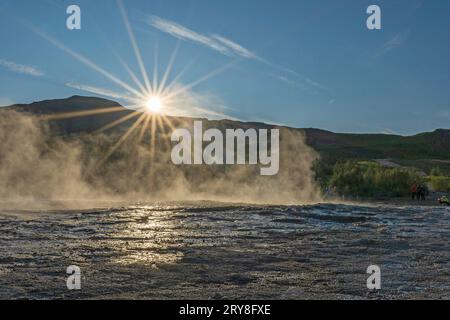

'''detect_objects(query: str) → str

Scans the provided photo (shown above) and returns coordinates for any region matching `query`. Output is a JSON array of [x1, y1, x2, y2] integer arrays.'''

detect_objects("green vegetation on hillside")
[[427, 176, 450, 193], [392, 159, 450, 176], [306, 129, 450, 160], [325, 161, 424, 198]]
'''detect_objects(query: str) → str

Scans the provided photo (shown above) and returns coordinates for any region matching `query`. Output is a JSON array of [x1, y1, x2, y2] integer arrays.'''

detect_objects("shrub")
[[329, 161, 424, 197], [430, 167, 443, 176], [428, 176, 450, 193]]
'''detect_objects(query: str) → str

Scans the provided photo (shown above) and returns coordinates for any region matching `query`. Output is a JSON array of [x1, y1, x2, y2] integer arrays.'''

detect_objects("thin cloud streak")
[[148, 15, 231, 56], [147, 15, 328, 96], [147, 15, 263, 61], [0, 59, 44, 76], [211, 34, 261, 60], [375, 30, 410, 57]]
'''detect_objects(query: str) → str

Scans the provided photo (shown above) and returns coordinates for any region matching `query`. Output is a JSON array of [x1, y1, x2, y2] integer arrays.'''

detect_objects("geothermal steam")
[[0, 111, 321, 205]]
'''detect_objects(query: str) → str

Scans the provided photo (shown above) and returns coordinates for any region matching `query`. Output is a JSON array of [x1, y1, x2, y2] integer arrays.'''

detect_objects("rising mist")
[[0, 111, 321, 207]]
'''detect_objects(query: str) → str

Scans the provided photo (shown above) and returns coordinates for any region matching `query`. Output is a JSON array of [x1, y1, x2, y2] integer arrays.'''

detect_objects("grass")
[[327, 160, 425, 198]]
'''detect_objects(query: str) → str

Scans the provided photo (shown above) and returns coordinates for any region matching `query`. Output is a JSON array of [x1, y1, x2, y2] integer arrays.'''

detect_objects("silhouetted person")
[[417, 184, 424, 201]]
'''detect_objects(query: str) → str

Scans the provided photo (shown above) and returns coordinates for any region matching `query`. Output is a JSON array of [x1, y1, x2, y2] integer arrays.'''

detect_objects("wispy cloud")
[[0, 59, 44, 77], [304, 77, 329, 91], [147, 15, 262, 61], [210, 34, 260, 60], [148, 16, 231, 56], [375, 30, 410, 57], [274, 73, 333, 97], [147, 15, 329, 96], [275, 75, 312, 92]]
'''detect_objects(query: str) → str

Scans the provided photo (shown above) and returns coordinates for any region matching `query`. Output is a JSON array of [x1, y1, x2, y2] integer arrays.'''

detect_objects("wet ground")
[[0, 202, 448, 299]]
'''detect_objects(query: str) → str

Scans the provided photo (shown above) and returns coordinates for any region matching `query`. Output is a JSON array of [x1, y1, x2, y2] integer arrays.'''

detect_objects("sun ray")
[[157, 40, 181, 96], [164, 59, 240, 101], [161, 59, 196, 96], [138, 113, 151, 143], [94, 110, 142, 133], [29, 25, 147, 100], [93, 24, 149, 97], [117, 0, 153, 94], [115, 53, 148, 95], [39, 106, 126, 121], [160, 115, 176, 132], [95, 113, 147, 170], [155, 115, 172, 149], [150, 114, 157, 162], [153, 41, 159, 94]]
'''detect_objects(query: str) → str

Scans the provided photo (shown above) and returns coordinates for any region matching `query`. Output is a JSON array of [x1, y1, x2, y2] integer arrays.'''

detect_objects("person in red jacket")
[[411, 183, 418, 200]]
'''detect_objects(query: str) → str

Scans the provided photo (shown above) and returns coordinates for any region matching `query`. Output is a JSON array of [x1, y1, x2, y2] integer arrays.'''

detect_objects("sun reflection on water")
[[102, 207, 185, 266]]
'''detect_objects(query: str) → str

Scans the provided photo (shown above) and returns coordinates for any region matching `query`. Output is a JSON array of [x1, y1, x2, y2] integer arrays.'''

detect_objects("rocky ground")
[[0, 202, 448, 299]]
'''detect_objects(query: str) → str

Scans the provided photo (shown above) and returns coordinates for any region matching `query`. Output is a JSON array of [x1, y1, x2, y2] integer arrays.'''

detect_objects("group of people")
[[410, 182, 429, 201], [411, 182, 449, 205]]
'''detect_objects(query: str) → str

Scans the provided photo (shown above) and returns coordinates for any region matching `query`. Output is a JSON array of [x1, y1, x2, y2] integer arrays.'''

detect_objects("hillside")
[[2, 96, 135, 135], [2, 96, 449, 160], [303, 128, 450, 160]]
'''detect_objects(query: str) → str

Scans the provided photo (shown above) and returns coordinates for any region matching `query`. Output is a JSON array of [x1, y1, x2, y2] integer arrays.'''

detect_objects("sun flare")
[[145, 96, 163, 113], [34, 0, 235, 172]]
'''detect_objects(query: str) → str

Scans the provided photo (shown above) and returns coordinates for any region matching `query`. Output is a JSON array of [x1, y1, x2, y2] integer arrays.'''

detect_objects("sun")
[[145, 96, 164, 113]]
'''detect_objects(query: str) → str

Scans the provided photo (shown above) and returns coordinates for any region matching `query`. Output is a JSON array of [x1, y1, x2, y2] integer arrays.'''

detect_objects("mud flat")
[[0, 202, 448, 299]]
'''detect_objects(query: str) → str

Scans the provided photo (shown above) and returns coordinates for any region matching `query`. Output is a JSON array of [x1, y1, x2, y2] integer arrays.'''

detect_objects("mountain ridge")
[[1, 96, 450, 161], [2, 95, 448, 136]]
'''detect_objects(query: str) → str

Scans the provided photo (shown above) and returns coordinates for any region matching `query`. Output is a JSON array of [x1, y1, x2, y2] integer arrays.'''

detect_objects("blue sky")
[[0, 0, 449, 134]]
